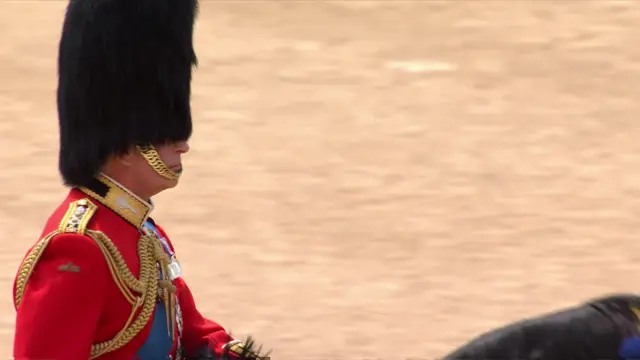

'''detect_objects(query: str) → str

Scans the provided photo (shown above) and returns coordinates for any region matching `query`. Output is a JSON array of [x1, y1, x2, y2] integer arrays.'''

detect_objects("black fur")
[[57, 0, 198, 187], [442, 293, 640, 360]]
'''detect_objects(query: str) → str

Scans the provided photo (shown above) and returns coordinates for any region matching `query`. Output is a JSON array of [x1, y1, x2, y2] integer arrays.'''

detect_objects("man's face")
[[130, 141, 190, 195]]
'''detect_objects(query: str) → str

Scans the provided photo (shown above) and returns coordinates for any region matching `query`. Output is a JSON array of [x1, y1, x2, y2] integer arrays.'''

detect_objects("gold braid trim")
[[88, 230, 159, 359], [15, 199, 98, 308], [79, 176, 153, 229], [14, 200, 172, 359], [137, 145, 181, 180], [14, 231, 59, 309]]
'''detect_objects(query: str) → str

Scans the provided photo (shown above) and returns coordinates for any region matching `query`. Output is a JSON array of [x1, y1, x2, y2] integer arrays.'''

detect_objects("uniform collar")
[[78, 173, 154, 229]]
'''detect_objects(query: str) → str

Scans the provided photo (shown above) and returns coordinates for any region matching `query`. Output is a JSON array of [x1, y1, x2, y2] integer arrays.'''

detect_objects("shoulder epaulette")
[[58, 198, 98, 234], [15, 198, 98, 309]]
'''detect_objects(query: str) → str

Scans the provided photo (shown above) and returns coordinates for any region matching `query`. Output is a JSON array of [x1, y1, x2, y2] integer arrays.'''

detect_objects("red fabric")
[[12, 189, 238, 359], [154, 224, 238, 357], [13, 232, 109, 360]]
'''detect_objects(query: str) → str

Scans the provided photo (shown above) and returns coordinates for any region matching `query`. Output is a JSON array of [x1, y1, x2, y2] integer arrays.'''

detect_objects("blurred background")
[[2, 0, 640, 358]]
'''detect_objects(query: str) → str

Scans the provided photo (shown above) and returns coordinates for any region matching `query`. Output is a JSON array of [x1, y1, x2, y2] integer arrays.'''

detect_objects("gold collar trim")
[[78, 173, 154, 229]]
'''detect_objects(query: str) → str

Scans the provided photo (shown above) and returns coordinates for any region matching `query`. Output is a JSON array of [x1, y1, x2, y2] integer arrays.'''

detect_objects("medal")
[[167, 258, 182, 280]]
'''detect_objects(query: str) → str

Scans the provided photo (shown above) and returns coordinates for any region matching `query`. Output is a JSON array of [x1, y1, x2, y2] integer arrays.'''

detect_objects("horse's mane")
[[442, 293, 640, 360]]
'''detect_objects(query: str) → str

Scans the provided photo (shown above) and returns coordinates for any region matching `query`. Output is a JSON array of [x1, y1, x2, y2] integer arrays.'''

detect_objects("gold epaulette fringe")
[[14, 199, 169, 359]]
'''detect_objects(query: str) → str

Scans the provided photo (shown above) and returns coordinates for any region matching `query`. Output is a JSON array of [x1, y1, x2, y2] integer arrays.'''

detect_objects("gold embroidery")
[[78, 173, 153, 229], [58, 262, 80, 272], [14, 180, 177, 358], [16, 200, 96, 306], [14, 229, 164, 359], [14, 231, 58, 308], [144, 227, 177, 339], [58, 198, 98, 234], [86, 230, 161, 359], [137, 145, 181, 180]]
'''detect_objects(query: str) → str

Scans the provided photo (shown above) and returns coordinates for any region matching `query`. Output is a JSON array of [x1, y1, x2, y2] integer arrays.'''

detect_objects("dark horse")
[[441, 293, 640, 360]]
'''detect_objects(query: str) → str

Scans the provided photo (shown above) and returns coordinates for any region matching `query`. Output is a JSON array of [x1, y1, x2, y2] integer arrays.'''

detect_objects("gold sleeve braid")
[[13, 199, 167, 359]]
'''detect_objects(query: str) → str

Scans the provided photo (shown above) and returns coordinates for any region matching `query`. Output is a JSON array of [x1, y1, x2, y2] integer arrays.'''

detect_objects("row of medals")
[[147, 227, 184, 360]]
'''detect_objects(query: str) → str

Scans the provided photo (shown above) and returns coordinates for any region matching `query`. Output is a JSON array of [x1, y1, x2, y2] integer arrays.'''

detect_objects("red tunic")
[[12, 175, 260, 360]]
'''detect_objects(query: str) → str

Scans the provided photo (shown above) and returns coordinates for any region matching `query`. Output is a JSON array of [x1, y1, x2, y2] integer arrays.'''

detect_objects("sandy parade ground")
[[2, 0, 640, 359]]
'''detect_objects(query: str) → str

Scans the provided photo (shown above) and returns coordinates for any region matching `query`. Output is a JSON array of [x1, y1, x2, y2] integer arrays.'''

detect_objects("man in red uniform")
[[12, 0, 269, 359]]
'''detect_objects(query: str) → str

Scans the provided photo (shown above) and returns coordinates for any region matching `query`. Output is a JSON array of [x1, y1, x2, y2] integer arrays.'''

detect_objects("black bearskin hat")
[[57, 0, 198, 187]]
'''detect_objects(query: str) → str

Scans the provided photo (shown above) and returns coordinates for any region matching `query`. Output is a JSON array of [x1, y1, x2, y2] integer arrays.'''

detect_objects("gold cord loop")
[[87, 230, 158, 359]]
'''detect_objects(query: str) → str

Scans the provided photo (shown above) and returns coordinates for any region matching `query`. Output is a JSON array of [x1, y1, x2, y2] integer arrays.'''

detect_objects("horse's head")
[[587, 293, 640, 332], [442, 293, 640, 360]]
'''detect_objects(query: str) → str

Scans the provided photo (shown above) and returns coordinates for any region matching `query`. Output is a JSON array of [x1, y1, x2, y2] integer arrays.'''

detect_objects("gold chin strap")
[[137, 145, 181, 181]]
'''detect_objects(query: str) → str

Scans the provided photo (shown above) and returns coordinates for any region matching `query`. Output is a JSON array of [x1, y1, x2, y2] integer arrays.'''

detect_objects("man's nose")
[[175, 141, 190, 154]]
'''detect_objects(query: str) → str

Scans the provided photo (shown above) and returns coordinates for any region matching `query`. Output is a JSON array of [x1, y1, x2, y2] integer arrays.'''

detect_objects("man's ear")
[[116, 148, 137, 167]]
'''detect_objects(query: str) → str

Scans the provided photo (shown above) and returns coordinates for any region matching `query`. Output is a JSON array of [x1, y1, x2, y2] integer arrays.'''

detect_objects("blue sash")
[[134, 220, 178, 360]]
